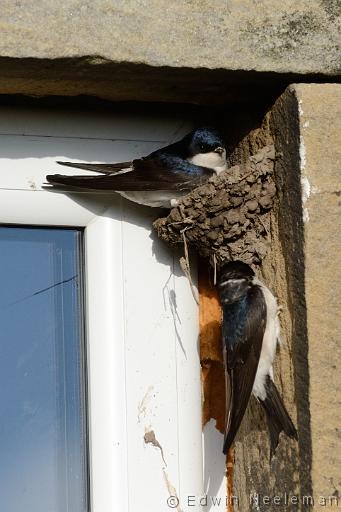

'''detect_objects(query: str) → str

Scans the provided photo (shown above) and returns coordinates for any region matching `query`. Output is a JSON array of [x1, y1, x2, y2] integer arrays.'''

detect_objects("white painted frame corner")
[[0, 107, 203, 512]]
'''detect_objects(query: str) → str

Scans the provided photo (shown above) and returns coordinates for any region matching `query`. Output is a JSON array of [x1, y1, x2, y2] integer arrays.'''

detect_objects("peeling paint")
[[162, 469, 183, 512], [144, 429, 167, 467], [144, 429, 183, 511]]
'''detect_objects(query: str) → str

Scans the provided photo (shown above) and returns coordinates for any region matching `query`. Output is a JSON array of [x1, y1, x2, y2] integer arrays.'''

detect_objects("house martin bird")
[[46, 127, 227, 208], [218, 261, 298, 457]]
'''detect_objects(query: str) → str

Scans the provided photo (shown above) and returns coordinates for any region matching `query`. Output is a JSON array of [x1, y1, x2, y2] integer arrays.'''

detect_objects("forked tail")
[[259, 376, 298, 458]]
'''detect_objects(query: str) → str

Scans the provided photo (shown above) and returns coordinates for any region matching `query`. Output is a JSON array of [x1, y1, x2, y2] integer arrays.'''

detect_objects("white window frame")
[[0, 191, 130, 510], [0, 107, 204, 512]]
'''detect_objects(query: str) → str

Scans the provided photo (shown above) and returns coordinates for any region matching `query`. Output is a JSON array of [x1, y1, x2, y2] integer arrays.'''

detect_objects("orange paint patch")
[[199, 260, 234, 510], [198, 261, 225, 433]]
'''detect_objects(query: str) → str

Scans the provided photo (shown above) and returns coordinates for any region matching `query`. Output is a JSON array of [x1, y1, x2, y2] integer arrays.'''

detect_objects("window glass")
[[0, 227, 88, 512]]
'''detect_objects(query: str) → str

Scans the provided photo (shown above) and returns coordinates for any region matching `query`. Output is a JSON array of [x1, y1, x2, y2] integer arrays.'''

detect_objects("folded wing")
[[56, 160, 132, 174], [46, 156, 213, 192], [223, 286, 266, 454]]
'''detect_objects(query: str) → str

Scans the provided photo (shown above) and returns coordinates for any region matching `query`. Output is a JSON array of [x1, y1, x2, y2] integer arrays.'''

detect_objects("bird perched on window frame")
[[46, 127, 227, 208], [217, 260, 298, 457]]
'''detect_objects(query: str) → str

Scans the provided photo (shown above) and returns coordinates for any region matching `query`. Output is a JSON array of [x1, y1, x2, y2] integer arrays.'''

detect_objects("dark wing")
[[46, 155, 213, 192], [56, 160, 132, 174], [222, 286, 266, 454], [259, 376, 298, 458]]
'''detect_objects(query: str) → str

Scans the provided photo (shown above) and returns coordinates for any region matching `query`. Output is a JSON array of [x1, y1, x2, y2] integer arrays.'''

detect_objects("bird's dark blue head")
[[218, 261, 255, 304], [188, 127, 225, 157]]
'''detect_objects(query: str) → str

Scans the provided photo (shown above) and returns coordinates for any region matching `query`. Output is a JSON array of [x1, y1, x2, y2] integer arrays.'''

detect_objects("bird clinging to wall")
[[217, 260, 298, 457], [46, 127, 227, 208]]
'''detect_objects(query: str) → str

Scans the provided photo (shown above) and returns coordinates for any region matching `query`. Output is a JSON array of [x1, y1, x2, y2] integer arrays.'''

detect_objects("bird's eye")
[[200, 144, 205, 151]]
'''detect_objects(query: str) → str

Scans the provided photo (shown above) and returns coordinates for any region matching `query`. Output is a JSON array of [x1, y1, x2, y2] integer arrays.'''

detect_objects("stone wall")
[[223, 84, 341, 511], [198, 84, 340, 511], [0, 0, 339, 72], [0, 1, 339, 105], [292, 84, 341, 507]]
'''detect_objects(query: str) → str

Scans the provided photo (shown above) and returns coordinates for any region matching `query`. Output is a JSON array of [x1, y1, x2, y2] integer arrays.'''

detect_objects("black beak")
[[214, 147, 224, 155]]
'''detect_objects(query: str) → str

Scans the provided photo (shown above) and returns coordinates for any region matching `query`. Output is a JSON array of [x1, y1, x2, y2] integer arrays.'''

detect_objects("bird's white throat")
[[188, 149, 227, 174]]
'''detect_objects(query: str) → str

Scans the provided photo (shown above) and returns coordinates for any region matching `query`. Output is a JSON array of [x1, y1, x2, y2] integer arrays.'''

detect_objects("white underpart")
[[188, 149, 227, 174], [252, 277, 280, 401], [113, 149, 227, 208], [111, 167, 181, 208], [117, 190, 183, 208]]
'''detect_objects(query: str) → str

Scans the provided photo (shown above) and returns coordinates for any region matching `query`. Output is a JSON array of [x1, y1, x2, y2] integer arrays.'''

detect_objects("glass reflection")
[[0, 227, 88, 512]]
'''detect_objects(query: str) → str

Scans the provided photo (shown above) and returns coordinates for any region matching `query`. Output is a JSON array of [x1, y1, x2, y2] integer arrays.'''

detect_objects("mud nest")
[[153, 145, 276, 266]]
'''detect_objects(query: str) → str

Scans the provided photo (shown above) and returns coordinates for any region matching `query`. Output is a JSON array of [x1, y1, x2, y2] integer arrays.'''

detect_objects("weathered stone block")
[[293, 84, 341, 506], [0, 1, 339, 105]]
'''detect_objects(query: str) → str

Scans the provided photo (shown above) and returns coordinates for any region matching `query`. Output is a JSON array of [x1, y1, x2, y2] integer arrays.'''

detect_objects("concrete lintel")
[[0, 1, 340, 75], [0, 56, 339, 108]]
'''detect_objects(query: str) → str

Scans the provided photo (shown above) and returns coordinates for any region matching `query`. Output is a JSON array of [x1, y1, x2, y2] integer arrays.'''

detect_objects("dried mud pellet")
[[187, 208, 201, 219], [207, 230, 220, 241], [246, 200, 259, 212], [182, 197, 192, 207], [211, 215, 224, 228], [225, 209, 241, 224], [230, 196, 243, 207], [202, 219, 211, 230], [259, 195, 273, 209], [169, 209, 182, 223], [246, 174, 257, 184]]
